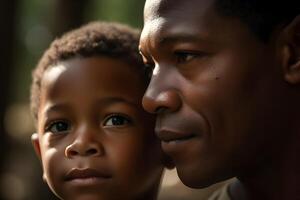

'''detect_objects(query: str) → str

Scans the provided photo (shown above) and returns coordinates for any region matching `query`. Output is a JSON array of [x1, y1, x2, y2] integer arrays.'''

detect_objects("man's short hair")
[[215, 0, 300, 41]]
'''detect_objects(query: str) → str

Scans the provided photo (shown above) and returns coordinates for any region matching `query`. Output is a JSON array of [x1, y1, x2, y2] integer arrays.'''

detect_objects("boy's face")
[[140, 0, 290, 188], [32, 57, 164, 200]]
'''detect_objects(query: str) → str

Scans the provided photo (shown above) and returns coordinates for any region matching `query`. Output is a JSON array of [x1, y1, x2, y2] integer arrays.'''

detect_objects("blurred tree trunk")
[[126, 0, 145, 27], [0, 0, 17, 184], [52, 0, 92, 36]]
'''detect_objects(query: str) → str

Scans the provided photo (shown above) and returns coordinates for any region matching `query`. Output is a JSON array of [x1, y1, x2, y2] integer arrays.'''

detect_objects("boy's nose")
[[65, 130, 104, 158]]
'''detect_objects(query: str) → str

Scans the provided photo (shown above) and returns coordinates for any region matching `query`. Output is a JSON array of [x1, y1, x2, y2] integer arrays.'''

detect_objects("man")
[[139, 0, 300, 199]]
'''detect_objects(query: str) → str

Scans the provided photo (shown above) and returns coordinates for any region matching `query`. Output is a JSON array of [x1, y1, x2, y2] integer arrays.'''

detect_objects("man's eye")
[[46, 121, 71, 134], [175, 52, 197, 63], [103, 115, 132, 127]]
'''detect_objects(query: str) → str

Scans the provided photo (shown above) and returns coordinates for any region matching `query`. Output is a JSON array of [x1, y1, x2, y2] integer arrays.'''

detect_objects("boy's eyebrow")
[[95, 97, 139, 107], [42, 103, 72, 116], [43, 97, 139, 115]]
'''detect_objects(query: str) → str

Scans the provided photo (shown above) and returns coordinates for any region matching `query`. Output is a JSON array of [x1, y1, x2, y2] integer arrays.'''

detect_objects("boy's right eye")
[[103, 114, 132, 127], [46, 121, 71, 134]]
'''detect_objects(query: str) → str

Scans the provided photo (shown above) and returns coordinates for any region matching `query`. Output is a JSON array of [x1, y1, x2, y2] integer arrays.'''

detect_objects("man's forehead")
[[144, 0, 176, 20], [144, 0, 215, 21], [141, 0, 217, 46]]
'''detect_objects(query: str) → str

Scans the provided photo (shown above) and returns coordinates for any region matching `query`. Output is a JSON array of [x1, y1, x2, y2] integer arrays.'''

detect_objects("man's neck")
[[230, 131, 300, 200]]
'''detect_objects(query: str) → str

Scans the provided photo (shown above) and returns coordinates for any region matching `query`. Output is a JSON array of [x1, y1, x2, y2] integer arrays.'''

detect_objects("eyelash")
[[174, 51, 199, 64], [103, 114, 132, 127]]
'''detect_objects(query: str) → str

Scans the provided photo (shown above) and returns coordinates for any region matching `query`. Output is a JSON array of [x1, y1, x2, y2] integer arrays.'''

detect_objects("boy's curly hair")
[[30, 21, 146, 121]]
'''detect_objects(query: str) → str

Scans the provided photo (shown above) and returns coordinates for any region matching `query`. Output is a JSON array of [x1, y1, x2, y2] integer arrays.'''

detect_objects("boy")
[[30, 21, 171, 200], [139, 0, 300, 199]]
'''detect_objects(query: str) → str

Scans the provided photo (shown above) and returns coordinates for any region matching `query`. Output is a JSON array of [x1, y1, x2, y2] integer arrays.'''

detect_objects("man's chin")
[[176, 165, 231, 189]]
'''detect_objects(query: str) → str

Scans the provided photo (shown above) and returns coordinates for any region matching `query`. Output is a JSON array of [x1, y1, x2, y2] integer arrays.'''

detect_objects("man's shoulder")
[[207, 182, 232, 200]]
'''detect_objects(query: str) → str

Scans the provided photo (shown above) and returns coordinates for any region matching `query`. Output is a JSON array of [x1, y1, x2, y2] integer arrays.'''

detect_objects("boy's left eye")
[[103, 115, 132, 127]]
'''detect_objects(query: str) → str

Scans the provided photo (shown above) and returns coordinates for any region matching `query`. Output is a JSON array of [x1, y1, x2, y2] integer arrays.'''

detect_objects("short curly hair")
[[30, 21, 146, 121]]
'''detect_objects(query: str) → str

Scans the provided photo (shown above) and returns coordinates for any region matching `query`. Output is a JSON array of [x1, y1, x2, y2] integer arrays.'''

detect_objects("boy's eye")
[[46, 121, 71, 134], [103, 115, 132, 127]]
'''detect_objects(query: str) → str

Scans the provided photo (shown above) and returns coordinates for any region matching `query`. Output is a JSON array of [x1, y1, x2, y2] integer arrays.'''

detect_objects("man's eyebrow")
[[139, 47, 152, 61], [158, 33, 204, 45], [138, 48, 145, 56], [139, 33, 205, 57]]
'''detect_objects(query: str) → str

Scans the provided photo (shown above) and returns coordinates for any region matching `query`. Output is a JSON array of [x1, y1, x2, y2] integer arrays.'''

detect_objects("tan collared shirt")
[[208, 183, 231, 200]]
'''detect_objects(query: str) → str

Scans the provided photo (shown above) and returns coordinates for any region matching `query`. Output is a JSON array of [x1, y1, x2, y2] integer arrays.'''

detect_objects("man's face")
[[140, 0, 290, 188], [33, 57, 164, 199]]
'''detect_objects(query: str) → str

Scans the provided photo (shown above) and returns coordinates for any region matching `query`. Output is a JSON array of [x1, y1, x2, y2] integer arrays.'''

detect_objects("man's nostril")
[[86, 148, 98, 156], [155, 106, 167, 114]]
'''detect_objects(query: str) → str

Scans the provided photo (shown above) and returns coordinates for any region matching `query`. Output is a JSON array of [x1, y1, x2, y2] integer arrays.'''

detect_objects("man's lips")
[[156, 129, 197, 143], [65, 168, 111, 181], [156, 128, 202, 155]]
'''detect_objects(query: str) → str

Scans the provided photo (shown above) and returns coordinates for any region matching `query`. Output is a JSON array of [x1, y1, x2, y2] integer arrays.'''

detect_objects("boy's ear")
[[31, 133, 42, 160], [282, 15, 300, 84]]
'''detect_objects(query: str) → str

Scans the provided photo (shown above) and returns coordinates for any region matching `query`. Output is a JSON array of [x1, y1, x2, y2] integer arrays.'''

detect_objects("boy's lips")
[[65, 168, 112, 182]]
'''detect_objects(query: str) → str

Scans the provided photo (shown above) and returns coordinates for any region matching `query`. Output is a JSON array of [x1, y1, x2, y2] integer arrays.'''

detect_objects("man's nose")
[[142, 64, 182, 114], [65, 127, 104, 158]]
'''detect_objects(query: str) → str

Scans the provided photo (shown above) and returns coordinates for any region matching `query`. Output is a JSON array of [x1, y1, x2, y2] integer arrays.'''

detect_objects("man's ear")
[[282, 15, 300, 84], [31, 133, 42, 161]]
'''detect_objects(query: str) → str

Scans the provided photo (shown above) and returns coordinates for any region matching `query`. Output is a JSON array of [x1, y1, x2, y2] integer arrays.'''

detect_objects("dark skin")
[[139, 0, 300, 199], [31, 56, 165, 200]]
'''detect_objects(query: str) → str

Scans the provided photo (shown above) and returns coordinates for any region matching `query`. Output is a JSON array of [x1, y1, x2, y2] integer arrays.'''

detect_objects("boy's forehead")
[[42, 64, 68, 88]]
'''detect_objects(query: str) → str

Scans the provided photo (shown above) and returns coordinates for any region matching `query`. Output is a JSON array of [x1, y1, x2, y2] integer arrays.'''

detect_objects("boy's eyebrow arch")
[[43, 97, 139, 115], [95, 97, 139, 107], [42, 103, 72, 115]]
